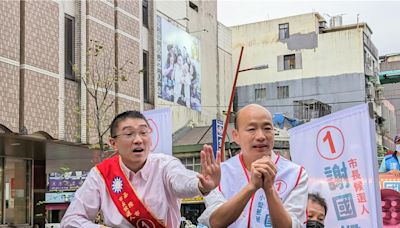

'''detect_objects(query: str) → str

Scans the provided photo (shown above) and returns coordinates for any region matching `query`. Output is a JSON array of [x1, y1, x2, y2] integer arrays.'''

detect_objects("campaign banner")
[[143, 108, 172, 155], [290, 103, 383, 227]]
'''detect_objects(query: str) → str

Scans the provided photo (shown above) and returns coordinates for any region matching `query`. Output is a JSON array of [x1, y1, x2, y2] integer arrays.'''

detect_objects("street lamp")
[[219, 46, 268, 161]]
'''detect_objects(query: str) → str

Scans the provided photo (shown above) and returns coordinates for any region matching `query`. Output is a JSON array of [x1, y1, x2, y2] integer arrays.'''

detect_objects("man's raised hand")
[[198, 144, 221, 194]]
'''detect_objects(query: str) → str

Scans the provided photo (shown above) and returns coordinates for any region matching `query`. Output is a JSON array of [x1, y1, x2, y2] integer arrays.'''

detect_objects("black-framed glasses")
[[112, 130, 151, 140]]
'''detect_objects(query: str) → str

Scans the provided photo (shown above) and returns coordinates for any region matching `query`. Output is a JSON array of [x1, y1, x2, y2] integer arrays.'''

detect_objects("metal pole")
[[219, 46, 244, 161]]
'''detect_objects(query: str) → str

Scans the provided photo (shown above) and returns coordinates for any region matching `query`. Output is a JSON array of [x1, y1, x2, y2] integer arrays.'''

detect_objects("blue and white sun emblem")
[[111, 176, 123, 194]]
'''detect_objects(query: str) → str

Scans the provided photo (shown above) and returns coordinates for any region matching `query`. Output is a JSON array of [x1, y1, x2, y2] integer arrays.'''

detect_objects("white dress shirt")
[[61, 153, 202, 228]]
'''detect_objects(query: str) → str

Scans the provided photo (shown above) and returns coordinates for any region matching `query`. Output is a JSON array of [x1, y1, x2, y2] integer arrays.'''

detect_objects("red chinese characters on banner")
[[347, 158, 369, 215]]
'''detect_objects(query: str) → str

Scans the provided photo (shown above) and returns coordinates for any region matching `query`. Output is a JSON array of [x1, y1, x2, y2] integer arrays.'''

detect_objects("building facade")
[[380, 53, 400, 141], [0, 0, 232, 226], [231, 13, 384, 152], [144, 0, 232, 132]]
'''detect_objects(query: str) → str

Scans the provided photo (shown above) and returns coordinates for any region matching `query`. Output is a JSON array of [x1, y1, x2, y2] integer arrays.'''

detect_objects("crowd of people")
[[161, 44, 201, 111]]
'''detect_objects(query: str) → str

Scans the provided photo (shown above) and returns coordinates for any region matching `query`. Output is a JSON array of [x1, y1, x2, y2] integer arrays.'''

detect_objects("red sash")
[[96, 155, 166, 228]]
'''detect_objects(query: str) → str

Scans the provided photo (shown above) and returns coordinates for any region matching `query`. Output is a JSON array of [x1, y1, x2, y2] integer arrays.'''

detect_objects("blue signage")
[[45, 192, 76, 203], [212, 119, 224, 157]]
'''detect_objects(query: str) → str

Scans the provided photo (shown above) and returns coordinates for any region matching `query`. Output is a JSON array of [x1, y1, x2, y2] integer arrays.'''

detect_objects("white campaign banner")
[[290, 103, 383, 228], [143, 108, 172, 155]]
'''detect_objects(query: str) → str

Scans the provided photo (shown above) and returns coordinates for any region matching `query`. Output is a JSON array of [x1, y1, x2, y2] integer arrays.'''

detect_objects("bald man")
[[199, 104, 308, 228]]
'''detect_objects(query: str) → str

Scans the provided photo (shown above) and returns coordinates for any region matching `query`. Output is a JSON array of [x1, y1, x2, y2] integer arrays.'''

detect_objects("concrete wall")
[[381, 100, 397, 149], [381, 58, 400, 135], [232, 13, 365, 87], [237, 73, 366, 118], [217, 22, 232, 119], [383, 82, 400, 135]]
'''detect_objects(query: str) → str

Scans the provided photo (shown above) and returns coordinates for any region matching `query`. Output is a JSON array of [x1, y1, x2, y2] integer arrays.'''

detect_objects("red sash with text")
[[96, 155, 166, 228]]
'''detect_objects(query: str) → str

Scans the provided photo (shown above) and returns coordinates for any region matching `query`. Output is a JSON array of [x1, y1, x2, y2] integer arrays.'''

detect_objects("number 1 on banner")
[[323, 130, 336, 154], [276, 182, 282, 192]]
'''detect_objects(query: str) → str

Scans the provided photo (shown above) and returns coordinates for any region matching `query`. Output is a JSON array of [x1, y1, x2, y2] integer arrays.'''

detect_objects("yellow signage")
[[181, 196, 204, 204]]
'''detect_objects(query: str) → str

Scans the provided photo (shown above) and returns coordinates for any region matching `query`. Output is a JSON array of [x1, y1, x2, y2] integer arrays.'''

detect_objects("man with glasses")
[[61, 110, 221, 228]]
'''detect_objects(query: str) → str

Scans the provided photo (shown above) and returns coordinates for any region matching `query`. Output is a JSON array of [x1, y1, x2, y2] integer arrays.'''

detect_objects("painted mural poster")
[[290, 103, 383, 227], [156, 15, 201, 111]]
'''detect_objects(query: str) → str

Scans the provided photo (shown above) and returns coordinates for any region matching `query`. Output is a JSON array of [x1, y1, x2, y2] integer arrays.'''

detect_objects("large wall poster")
[[156, 15, 201, 111]]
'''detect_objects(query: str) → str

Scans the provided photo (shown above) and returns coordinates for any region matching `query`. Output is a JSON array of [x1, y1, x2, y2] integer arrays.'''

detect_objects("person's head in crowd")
[[176, 54, 183, 66], [186, 56, 191, 66], [109, 110, 152, 172], [307, 193, 327, 228], [189, 64, 197, 79], [166, 52, 175, 66], [395, 135, 400, 152], [175, 45, 181, 55], [167, 44, 173, 53], [182, 46, 187, 58], [233, 104, 275, 160]]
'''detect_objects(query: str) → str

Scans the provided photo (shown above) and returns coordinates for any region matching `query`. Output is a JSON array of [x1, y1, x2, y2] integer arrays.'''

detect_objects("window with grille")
[[255, 88, 267, 101], [279, 23, 289, 40], [277, 86, 289, 99], [284, 54, 295, 70], [65, 14, 75, 79]]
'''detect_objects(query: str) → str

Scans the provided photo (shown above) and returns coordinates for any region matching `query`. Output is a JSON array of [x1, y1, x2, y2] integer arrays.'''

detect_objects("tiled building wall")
[[0, 0, 20, 60], [24, 1, 59, 72], [115, 0, 141, 112], [0, 0, 143, 142], [87, 0, 115, 26], [0, 63, 19, 132], [117, 36, 140, 99], [118, 98, 140, 115], [144, 0, 155, 109], [23, 1, 59, 137], [86, 0, 116, 143], [0, 0, 20, 132], [24, 72, 59, 137], [64, 80, 80, 142]]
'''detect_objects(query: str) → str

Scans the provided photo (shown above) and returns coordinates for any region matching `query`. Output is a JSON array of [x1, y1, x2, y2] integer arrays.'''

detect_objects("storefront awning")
[[379, 70, 400, 84]]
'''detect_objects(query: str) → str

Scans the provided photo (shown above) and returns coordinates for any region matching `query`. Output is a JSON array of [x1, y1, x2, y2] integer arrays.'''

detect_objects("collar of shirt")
[[119, 155, 151, 181]]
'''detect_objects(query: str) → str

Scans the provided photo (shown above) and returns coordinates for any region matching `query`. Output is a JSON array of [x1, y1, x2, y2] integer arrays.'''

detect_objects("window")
[[277, 86, 289, 99], [143, 51, 150, 102], [278, 53, 301, 71], [284, 54, 295, 70], [279, 23, 289, 40], [142, 0, 148, 28], [189, 1, 198, 12], [2, 158, 32, 225], [180, 156, 201, 172], [65, 14, 75, 79], [255, 88, 266, 101]]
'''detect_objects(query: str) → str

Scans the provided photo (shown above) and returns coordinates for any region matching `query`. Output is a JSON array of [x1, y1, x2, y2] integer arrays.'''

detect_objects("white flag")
[[143, 108, 172, 155]]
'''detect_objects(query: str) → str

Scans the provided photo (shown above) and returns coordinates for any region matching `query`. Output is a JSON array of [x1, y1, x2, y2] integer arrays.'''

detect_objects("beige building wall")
[[217, 22, 232, 118], [232, 13, 365, 87]]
